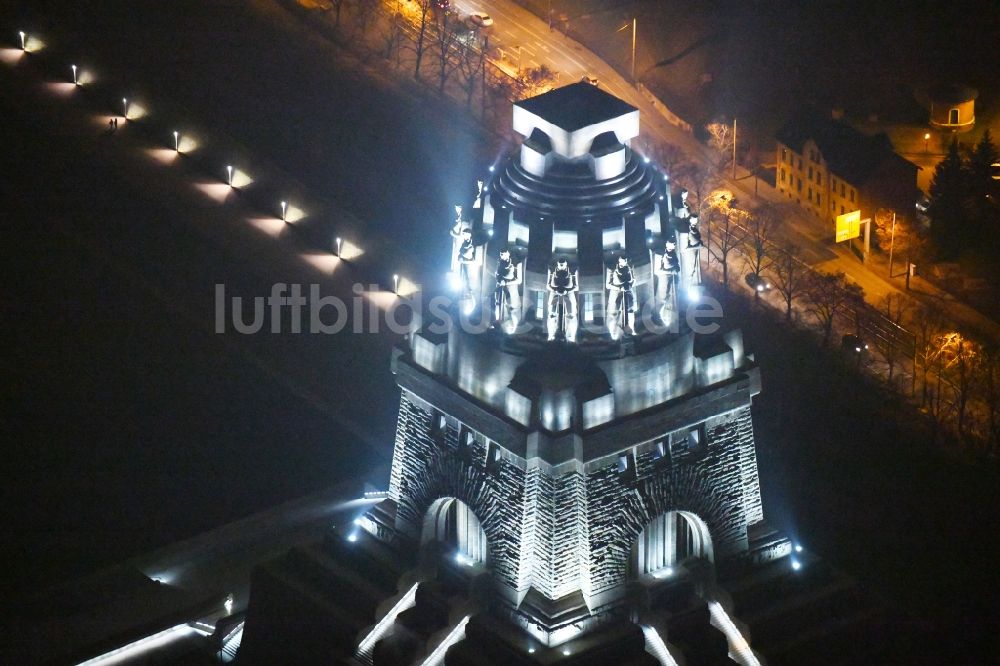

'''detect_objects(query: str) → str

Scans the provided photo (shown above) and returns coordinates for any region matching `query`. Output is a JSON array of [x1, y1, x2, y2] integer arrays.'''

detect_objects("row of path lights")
[[14, 30, 408, 297]]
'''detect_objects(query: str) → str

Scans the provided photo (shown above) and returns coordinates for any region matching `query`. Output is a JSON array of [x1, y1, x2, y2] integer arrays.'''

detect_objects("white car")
[[467, 11, 494, 28]]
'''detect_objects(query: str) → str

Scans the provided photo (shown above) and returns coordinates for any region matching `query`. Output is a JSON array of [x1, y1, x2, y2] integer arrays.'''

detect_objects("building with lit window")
[[928, 83, 977, 132], [775, 115, 919, 226]]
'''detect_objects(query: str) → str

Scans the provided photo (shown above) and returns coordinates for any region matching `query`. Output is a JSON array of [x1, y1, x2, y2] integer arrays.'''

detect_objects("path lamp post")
[[122, 97, 127, 119], [924, 133, 930, 153], [226, 165, 233, 187], [335, 237, 342, 257], [19, 31, 26, 50], [393, 274, 400, 295], [616, 18, 637, 82], [280, 201, 287, 222], [173, 131, 179, 151], [71, 64, 77, 85]]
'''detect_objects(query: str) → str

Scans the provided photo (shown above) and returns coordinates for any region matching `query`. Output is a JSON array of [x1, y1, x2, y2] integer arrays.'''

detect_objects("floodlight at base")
[[794, 543, 803, 553], [446, 271, 462, 292], [791, 559, 802, 571], [528, 647, 536, 654], [347, 532, 358, 543], [688, 286, 701, 302], [653, 567, 675, 579]]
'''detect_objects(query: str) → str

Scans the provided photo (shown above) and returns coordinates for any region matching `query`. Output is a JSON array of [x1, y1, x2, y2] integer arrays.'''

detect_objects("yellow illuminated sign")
[[835, 210, 861, 242]]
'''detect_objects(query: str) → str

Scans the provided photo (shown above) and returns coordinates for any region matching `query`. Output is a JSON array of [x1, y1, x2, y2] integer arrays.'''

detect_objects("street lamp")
[[280, 200, 287, 222], [393, 274, 400, 295], [616, 18, 637, 82], [335, 236, 342, 257], [18, 31, 25, 51], [173, 130, 179, 151], [122, 97, 127, 119], [71, 64, 77, 85], [226, 165, 233, 187], [924, 132, 930, 153]]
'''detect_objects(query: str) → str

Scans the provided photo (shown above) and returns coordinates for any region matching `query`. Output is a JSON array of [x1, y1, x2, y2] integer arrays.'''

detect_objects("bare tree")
[[801, 271, 865, 346], [769, 242, 806, 321], [673, 161, 719, 219], [514, 64, 556, 100], [742, 204, 780, 300], [456, 34, 488, 110], [873, 210, 928, 283], [912, 305, 946, 408], [381, 6, 405, 66], [933, 332, 981, 441], [650, 141, 689, 178], [408, 0, 434, 81], [705, 207, 745, 288], [432, 12, 463, 93], [871, 293, 912, 384], [705, 119, 734, 170]]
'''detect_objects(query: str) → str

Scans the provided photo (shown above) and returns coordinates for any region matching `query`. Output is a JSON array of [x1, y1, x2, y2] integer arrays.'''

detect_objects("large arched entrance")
[[421, 497, 489, 565], [633, 510, 714, 577]]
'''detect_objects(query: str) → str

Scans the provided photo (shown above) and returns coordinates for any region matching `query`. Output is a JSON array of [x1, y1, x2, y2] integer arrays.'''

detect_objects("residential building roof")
[[776, 115, 915, 185]]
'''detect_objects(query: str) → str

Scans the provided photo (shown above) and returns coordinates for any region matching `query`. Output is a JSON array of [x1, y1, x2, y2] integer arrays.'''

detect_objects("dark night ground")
[[0, 0, 997, 659]]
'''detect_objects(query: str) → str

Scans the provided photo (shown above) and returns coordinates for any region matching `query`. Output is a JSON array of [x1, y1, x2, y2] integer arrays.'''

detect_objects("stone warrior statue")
[[546, 258, 578, 342], [456, 228, 478, 296], [686, 217, 703, 282], [655, 240, 681, 310], [607, 254, 636, 336], [493, 248, 521, 328]]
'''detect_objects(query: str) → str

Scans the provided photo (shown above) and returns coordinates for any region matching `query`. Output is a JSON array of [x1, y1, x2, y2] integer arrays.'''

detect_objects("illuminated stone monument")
[[357, 83, 789, 658]]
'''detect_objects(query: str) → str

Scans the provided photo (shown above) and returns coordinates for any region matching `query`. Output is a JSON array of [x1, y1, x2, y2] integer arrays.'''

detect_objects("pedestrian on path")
[[113, 117, 118, 129], [108, 118, 115, 132]]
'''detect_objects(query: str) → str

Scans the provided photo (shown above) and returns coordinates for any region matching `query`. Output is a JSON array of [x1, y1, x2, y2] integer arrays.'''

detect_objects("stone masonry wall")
[[390, 392, 526, 592], [585, 405, 759, 598]]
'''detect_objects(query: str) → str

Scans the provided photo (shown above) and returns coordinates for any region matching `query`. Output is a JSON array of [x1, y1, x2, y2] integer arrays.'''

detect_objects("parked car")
[[745, 272, 772, 292], [841, 334, 869, 353], [467, 11, 494, 28]]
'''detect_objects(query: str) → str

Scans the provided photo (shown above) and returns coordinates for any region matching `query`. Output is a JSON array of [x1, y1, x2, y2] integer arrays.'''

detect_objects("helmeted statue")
[[686, 218, 703, 283], [547, 258, 578, 342], [607, 254, 636, 336], [655, 240, 681, 307], [456, 228, 477, 295], [493, 248, 521, 328]]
